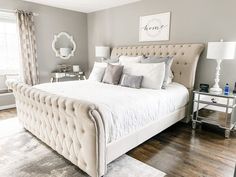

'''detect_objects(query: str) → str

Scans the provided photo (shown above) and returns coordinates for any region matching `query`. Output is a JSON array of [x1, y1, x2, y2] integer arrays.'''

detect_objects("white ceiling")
[[23, 0, 142, 13]]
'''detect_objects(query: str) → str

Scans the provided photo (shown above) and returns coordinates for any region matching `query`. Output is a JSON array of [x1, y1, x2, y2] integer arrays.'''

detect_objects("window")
[[0, 12, 20, 75]]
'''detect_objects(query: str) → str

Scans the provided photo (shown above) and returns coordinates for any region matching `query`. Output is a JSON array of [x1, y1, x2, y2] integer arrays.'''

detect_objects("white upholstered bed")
[[8, 43, 204, 177]]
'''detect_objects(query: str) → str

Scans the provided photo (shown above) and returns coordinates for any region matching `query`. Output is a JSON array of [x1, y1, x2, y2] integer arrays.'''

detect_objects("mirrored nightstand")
[[192, 90, 236, 138], [50, 71, 86, 83]]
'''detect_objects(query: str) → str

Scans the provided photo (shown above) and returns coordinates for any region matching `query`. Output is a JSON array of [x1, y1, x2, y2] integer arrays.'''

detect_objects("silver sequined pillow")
[[120, 74, 143, 89]]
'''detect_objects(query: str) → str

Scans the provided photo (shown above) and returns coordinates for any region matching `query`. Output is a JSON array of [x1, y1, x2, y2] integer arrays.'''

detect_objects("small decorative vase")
[[73, 65, 80, 72]]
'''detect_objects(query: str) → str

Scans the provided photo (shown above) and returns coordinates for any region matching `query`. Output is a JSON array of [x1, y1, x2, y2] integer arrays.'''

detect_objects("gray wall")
[[0, 0, 88, 84], [88, 0, 236, 89]]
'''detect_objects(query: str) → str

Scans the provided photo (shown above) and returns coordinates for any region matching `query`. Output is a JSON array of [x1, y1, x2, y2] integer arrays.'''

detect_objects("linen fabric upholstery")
[[7, 44, 204, 177], [102, 64, 124, 85], [123, 62, 165, 90], [111, 44, 204, 90], [7, 81, 106, 177], [141, 56, 174, 88], [120, 74, 143, 89], [119, 55, 143, 65]]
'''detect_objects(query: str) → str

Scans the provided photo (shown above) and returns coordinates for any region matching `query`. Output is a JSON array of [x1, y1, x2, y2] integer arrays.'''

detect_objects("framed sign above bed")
[[139, 12, 171, 42]]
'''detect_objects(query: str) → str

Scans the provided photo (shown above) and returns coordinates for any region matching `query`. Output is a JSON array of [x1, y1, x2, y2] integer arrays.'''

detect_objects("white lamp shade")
[[95, 46, 110, 58], [207, 42, 236, 60]]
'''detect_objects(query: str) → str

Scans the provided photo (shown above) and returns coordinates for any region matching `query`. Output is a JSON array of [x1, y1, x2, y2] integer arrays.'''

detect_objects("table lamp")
[[207, 40, 236, 94], [95, 46, 110, 62]]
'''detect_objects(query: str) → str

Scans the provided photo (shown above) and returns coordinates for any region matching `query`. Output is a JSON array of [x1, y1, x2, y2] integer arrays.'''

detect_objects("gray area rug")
[[0, 118, 166, 177]]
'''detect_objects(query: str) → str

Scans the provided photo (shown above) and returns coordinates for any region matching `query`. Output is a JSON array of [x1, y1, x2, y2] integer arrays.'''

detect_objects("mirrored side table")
[[192, 90, 236, 138], [50, 71, 86, 83]]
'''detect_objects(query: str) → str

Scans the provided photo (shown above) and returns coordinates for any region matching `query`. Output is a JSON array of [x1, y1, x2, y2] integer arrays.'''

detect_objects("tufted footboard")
[[7, 82, 106, 177]]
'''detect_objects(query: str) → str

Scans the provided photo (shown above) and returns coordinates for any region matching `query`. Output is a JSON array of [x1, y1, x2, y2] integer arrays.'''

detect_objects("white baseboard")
[[0, 104, 16, 111]]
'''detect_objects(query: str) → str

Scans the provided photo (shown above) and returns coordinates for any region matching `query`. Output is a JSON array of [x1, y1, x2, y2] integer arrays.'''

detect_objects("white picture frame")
[[139, 12, 171, 42]]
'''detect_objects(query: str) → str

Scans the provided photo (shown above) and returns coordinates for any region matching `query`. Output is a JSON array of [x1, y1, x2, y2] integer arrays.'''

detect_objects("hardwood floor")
[[128, 123, 236, 177], [0, 108, 235, 177]]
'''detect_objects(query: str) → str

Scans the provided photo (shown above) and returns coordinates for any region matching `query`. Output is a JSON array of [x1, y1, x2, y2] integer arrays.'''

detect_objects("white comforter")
[[35, 80, 189, 143]]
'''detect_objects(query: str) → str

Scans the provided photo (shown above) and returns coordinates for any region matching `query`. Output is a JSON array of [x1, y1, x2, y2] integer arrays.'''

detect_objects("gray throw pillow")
[[102, 64, 124, 85], [103, 57, 119, 63], [120, 74, 143, 89], [141, 56, 173, 89]]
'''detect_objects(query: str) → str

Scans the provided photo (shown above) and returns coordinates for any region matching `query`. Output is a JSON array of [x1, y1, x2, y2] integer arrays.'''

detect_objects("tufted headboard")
[[111, 43, 204, 90]]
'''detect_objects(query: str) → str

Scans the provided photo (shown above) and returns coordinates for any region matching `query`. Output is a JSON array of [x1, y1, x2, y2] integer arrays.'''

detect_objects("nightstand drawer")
[[194, 93, 234, 106]]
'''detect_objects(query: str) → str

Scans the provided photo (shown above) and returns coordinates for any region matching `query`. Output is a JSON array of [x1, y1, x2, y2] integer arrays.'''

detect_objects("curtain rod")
[[0, 8, 39, 16]]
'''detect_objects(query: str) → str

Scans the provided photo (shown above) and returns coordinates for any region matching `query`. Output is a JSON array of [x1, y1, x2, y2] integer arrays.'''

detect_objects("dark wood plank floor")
[[128, 123, 236, 177], [1, 108, 236, 177]]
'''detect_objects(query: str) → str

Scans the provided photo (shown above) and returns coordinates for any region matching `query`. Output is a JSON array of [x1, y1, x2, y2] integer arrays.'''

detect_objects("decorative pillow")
[[103, 57, 119, 63], [120, 74, 143, 89], [119, 55, 143, 65], [102, 64, 124, 85], [141, 56, 174, 88], [123, 62, 165, 90], [88, 62, 107, 82]]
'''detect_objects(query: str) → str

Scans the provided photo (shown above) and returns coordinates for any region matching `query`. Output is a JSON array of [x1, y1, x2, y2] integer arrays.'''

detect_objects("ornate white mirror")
[[52, 32, 76, 60]]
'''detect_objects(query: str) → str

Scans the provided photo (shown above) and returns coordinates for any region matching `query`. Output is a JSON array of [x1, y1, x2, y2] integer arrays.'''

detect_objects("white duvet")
[[35, 80, 189, 143]]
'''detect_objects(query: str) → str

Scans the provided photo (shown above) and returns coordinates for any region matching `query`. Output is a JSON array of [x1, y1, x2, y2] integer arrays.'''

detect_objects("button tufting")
[[78, 143, 82, 149]]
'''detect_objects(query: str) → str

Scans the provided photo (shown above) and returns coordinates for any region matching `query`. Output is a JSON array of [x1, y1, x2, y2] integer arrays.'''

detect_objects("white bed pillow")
[[88, 62, 107, 82], [89, 62, 120, 82], [141, 56, 174, 88], [119, 55, 143, 65], [123, 62, 165, 90]]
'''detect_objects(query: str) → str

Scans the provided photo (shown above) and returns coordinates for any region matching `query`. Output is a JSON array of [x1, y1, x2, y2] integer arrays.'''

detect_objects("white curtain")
[[16, 10, 39, 85]]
